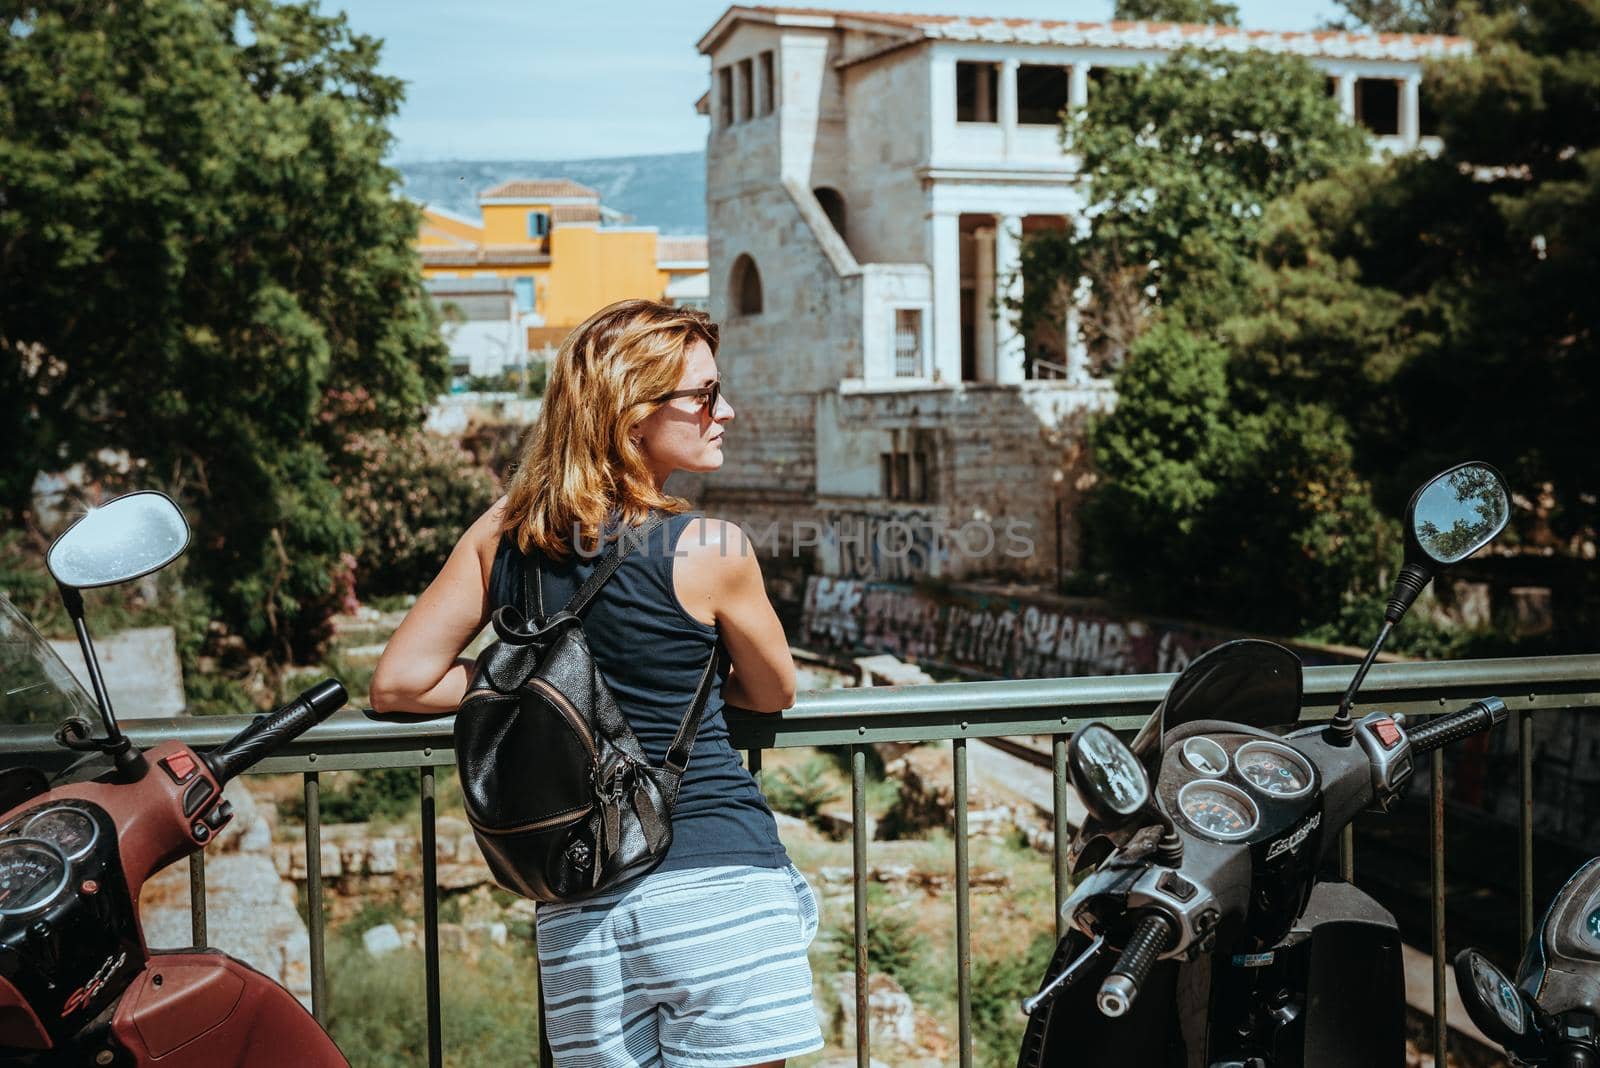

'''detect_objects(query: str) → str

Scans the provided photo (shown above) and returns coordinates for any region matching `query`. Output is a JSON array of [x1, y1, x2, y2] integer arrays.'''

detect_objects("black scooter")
[[1456, 859, 1600, 1066], [1018, 461, 1515, 1068]]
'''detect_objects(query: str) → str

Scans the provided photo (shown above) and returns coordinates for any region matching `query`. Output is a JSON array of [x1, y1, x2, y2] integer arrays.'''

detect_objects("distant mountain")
[[395, 152, 707, 235]]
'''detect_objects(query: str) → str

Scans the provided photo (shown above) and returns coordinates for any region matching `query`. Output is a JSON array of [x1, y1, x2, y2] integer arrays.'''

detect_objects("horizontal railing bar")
[[2, 655, 1595, 770]]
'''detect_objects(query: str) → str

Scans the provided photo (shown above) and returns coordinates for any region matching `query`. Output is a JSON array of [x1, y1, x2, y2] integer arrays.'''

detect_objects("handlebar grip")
[[206, 679, 346, 783], [1096, 914, 1174, 1018], [1407, 697, 1508, 757]]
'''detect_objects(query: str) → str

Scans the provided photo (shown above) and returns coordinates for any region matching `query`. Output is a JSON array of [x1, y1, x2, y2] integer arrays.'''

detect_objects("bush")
[[826, 888, 928, 994], [281, 768, 421, 825], [970, 932, 1057, 1068], [324, 941, 540, 1068], [764, 755, 842, 822], [335, 429, 499, 600]]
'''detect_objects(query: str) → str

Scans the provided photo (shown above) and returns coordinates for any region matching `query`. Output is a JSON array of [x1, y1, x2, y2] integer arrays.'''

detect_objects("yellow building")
[[417, 179, 709, 373]]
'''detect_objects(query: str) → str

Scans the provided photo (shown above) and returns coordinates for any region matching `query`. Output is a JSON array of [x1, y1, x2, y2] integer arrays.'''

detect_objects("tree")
[[1017, 47, 1367, 365], [1082, 321, 1389, 633], [1115, 0, 1241, 25], [0, 0, 449, 659]]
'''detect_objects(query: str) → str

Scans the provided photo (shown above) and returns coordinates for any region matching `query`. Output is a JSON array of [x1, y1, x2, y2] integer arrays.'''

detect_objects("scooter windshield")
[[1133, 639, 1304, 756], [0, 594, 100, 729]]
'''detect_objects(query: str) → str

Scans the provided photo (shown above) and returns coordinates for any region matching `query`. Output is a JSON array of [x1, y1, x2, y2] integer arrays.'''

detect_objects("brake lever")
[[1021, 934, 1108, 1017]]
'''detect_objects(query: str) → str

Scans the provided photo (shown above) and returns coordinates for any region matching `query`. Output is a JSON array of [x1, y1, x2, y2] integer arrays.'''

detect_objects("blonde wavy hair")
[[501, 298, 720, 559]]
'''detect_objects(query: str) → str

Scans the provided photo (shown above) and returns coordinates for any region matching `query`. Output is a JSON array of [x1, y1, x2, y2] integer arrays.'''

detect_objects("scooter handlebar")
[[206, 679, 346, 783], [1096, 913, 1175, 1018], [1407, 697, 1507, 757]]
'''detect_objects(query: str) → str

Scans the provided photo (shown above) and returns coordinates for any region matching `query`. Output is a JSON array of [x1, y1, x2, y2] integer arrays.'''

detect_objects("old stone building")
[[691, 6, 1465, 585]]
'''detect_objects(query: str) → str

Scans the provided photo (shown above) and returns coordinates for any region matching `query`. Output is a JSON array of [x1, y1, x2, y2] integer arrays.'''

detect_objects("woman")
[[370, 299, 823, 1068]]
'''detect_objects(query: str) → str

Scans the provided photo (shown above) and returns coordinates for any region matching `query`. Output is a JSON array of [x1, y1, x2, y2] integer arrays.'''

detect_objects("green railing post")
[[188, 852, 207, 948], [1339, 825, 1354, 883], [1430, 748, 1447, 1064], [303, 771, 327, 1025], [851, 744, 869, 1068], [1053, 734, 1070, 940], [1520, 707, 1535, 948], [421, 765, 443, 1068], [953, 736, 972, 1068]]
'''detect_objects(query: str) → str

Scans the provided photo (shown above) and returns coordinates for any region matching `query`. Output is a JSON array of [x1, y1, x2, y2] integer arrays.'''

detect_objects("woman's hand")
[[369, 497, 506, 715]]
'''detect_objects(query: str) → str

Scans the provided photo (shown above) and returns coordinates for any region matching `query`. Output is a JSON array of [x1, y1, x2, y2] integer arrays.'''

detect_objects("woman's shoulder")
[[670, 513, 755, 564]]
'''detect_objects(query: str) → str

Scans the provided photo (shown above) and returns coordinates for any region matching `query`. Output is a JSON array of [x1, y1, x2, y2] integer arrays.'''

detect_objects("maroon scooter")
[[0, 490, 349, 1065]]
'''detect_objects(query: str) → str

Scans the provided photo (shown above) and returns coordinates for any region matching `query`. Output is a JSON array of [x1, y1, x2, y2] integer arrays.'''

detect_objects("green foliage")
[[827, 891, 928, 991], [0, 0, 448, 663], [1017, 46, 1367, 358], [1115, 0, 1241, 25], [970, 933, 1058, 1068], [462, 363, 547, 397], [282, 768, 420, 825], [1084, 321, 1391, 633], [334, 429, 497, 600], [324, 941, 539, 1068], [764, 754, 842, 822], [1060, 5, 1600, 644]]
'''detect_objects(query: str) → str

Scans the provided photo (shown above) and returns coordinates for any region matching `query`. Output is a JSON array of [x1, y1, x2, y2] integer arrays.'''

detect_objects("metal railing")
[[5, 653, 1598, 1066]]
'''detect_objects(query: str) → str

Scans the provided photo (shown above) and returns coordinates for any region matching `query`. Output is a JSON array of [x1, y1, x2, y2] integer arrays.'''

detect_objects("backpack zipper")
[[470, 801, 594, 836]]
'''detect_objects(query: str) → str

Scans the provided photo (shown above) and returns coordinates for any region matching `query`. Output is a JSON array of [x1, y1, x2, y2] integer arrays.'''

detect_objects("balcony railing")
[[4, 653, 1598, 1066]]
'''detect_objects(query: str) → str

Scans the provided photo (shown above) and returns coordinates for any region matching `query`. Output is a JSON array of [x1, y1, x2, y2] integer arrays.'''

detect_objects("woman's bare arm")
[[368, 498, 506, 715], [674, 518, 796, 713]]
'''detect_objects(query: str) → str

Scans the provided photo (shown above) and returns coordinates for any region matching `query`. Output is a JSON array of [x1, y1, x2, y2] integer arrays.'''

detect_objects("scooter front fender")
[[110, 950, 347, 1067]]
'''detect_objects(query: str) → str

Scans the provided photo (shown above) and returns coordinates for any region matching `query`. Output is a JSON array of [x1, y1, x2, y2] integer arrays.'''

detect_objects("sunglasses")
[[651, 380, 721, 414]]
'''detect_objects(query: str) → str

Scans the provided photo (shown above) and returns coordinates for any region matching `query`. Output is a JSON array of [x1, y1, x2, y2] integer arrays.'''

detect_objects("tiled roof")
[[480, 178, 600, 201], [657, 237, 710, 264], [421, 245, 552, 268], [549, 204, 602, 224], [702, 5, 1470, 61]]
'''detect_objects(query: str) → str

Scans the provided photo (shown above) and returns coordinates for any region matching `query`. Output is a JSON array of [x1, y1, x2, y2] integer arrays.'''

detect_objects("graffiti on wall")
[[801, 576, 1208, 679]]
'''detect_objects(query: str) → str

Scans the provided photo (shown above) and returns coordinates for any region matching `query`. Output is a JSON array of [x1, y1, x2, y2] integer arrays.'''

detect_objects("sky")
[[332, 0, 1349, 163]]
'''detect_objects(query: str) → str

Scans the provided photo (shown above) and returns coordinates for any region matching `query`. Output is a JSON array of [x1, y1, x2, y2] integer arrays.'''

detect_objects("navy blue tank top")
[[488, 510, 790, 873]]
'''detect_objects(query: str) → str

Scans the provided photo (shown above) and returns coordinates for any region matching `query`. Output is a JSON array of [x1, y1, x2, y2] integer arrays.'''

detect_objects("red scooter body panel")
[[0, 974, 49, 1051], [41, 740, 227, 917], [112, 951, 347, 1067]]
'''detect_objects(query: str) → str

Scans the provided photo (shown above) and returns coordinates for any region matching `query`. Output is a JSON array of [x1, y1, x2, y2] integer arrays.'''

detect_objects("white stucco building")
[[694, 6, 1467, 584]]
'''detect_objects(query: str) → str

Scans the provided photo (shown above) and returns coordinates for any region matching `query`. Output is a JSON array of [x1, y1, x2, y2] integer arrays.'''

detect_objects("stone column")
[[929, 211, 963, 384], [1000, 58, 1019, 156], [1335, 73, 1356, 122], [994, 213, 1025, 384], [1069, 64, 1089, 110], [974, 223, 997, 382], [1400, 74, 1421, 147], [1065, 274, 1090, 383]]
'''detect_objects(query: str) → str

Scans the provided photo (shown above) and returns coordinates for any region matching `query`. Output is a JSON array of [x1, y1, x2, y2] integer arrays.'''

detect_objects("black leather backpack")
[[454, 513, 724, 903]]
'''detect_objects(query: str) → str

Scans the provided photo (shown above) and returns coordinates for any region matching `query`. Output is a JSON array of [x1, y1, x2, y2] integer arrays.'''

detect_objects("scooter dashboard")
[[0, 799, 142, 1046], [1156, 733, 1321, 849]]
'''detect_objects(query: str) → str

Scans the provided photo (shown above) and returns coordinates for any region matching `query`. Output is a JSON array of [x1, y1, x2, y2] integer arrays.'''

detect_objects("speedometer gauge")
[[23, 806, 98, 861], [0, 838, 68, 916], [1234, 741, 1314, 799], [1177, 780, 1259, 841], [1181, 737, 1229, 776]]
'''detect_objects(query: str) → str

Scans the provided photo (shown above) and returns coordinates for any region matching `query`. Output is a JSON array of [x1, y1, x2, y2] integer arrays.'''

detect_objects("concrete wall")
[[841, 49, 932, 266]]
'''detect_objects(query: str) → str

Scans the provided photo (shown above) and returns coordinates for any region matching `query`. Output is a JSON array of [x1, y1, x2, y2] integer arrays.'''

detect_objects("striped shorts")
[[536, 863, 824, 1067]]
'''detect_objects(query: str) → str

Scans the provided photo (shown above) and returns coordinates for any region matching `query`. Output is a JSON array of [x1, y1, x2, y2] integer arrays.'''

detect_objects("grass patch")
[[324, 941, 541, 1067]]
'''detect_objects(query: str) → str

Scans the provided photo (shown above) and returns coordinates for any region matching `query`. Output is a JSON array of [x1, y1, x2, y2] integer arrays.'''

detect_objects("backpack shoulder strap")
[[521, 512, 669, 620], [658, 641, 728, 805]]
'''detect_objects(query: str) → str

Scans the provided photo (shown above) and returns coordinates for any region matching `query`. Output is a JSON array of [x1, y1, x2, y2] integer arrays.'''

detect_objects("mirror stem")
[[1327, 619, 1395, 744], [57, 583, 146, 780], [1386, 562, 1433, 626]]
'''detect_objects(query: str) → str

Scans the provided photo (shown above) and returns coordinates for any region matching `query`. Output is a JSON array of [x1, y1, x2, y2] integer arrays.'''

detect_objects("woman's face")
[[635, 338, 734, 486]]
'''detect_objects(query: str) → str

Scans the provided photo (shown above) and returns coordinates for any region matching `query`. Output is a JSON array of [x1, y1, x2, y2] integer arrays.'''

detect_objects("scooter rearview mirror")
[[46, 491, 191, 589], [1454, 948, 1531, 1047], [1328, 461, 1510, 744], [1068, 723, 1151, 829]]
